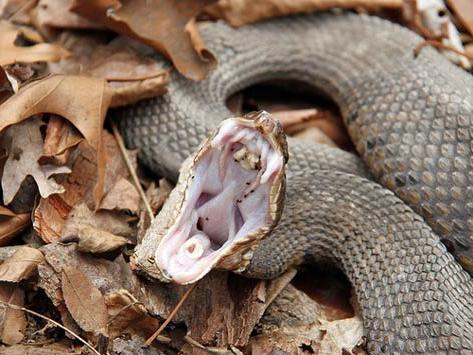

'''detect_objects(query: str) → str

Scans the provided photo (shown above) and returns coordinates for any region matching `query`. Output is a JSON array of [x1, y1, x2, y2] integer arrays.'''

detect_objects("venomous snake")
[[116, 12, 473, 354]]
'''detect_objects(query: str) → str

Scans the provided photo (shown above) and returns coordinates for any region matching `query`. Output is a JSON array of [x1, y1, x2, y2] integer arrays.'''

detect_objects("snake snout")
[[154, 112, 287, 284]]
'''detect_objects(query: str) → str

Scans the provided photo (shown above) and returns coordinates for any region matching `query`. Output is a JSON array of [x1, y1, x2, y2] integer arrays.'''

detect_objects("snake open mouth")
[[155, 117, 285, 284]]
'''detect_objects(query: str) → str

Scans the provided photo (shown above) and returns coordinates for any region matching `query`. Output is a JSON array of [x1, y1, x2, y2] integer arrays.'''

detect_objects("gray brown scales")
[[116, 13, 473, 354]]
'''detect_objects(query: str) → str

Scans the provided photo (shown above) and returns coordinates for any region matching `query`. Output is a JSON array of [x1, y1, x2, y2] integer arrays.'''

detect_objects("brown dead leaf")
[[207, 0, 402, 26], [448, 0, 473, 36], [0, 283, 26, 345], [274, 109, 352, 150], [1, 117, 72, 205], [105, 289, 160, 339], [61, 265, 108, 335], [252, 284, 364, 354], [71, 0, 217, 80], [0, 74, 112, 206], [0, 20, 69, 66], [0, 207, 29, 246], [39, 115, 83, 166], [49, 34, 170, 107], [100, 178, 139, 213], [34, 132, 136, 243], [0, 246, 44, 282], [34, 0, 105, 30], [61, 204, 131, 254]]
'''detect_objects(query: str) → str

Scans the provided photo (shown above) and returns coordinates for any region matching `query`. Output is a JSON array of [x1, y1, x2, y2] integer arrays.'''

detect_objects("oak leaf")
[[49, 34, 170, 107], [0, 20, 69, 66], [34, 134, 136, 243], [71, 0, 217, 80], [0, 74, 112, 206], [1, 118, 71, 205]]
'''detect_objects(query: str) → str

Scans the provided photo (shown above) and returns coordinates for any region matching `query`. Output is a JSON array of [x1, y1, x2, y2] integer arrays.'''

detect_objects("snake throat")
[[155, 115, 285, 284]]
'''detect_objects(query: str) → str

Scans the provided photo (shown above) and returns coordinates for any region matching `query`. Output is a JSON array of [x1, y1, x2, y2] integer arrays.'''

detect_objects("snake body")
[[117, 13, 473, 353]]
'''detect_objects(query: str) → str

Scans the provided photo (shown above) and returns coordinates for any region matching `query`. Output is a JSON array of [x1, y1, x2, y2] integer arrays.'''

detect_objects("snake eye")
[[153, 115, 286, 284]]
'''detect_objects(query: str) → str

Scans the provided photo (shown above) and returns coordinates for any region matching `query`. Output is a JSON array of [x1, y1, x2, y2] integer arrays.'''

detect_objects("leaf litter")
[[0, 0, 471, 354]]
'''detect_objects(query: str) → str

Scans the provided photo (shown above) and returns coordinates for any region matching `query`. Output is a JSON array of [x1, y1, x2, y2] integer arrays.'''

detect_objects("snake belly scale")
[[116, 13, 473, 354]]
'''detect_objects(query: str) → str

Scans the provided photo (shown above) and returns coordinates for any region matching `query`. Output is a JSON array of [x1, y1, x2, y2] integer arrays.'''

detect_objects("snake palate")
[[119, 12, 473, 354], [149, 113, 286, 284]]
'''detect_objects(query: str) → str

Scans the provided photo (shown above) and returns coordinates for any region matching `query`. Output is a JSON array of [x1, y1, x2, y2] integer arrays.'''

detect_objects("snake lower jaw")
[[152, 113, 287, 284]]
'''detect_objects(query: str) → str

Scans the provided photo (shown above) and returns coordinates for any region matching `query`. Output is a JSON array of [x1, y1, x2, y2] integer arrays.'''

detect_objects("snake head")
[[136, 111, 287, 284]]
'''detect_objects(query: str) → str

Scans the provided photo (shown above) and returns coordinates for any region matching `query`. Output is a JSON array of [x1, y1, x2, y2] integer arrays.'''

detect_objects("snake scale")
[[116, 13, 473, 354]]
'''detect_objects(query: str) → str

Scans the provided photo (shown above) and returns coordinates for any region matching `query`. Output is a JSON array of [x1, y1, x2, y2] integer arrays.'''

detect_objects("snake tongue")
[[154, 116, 285, 284]]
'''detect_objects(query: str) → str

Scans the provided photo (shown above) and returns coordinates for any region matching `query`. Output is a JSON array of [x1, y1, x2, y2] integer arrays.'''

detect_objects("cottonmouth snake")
[[116, 13, 473, 354]]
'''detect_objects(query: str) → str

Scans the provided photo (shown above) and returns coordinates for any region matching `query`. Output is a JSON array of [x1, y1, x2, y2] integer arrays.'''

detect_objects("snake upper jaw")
[[149, 111, 287, 284]]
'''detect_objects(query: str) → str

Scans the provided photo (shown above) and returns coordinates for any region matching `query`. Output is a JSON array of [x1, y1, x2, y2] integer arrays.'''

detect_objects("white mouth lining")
[[155, 119, 283, 284]]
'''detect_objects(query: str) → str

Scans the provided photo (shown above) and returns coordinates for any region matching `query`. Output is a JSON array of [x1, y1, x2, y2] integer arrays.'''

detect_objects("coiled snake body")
[[117, 13, 473, 354]]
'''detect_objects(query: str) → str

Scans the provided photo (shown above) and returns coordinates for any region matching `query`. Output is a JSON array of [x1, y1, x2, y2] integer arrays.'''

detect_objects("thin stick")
[[111, 121, 154, 220], [144, 283, 196, 347], [415, 40, 473, 61], [0, 300, 101, 355]]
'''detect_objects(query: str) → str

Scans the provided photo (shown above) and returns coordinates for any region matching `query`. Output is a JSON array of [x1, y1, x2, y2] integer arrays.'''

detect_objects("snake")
[[115, 12, 473, 354]]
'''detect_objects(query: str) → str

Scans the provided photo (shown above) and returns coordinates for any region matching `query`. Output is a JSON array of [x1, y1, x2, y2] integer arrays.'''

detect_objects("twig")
[[0, 299, 101, 355], [414, 40, 473, 61], [111, 121, 154, 220], [144, 283, 196, 347]]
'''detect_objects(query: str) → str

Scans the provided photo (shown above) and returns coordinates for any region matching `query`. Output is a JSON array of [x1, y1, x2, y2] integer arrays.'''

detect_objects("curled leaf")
[[1, 118, 71, 205], [0, 74, 112, 206], [71, 0, 217, 80], [0, 246, 44, 282], [0, 20, 69, 66]]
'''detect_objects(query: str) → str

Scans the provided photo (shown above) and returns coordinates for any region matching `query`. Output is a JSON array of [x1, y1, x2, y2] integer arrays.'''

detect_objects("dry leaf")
[[34, 0, 105, 29], [99, 178, 139, 213], [207, 0, 402, 26], [34, 132, 136, 243], [0, 20, 69, 66], [1, 118, 72, 205], [274, 108, 352, 150], [448, 0, 473, 36], [0, 74, 113, 206], [0, 246, 44, 282], [0, 207, 29, 246], [61, 204, 131, 254], [71, 0, 217, 80], [105, 289, 159, 339], [0, 283, 26, 345], [319, 317, 364, 354], [61, 265, 108, 335], [49, 34, 170, 107], [252, 284, 364, 354], [39, 115, 83, 166]]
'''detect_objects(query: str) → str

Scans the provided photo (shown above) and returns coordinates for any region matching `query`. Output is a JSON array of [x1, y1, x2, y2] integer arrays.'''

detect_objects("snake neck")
[[245, 170, 473, 353]]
